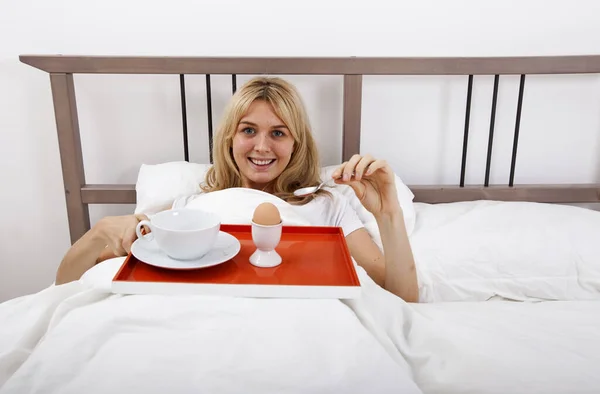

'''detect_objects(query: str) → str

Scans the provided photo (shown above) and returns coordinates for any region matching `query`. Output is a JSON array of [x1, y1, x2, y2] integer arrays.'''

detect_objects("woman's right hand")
[[92, 214, 148, 257], [56, 213, 149, 285]]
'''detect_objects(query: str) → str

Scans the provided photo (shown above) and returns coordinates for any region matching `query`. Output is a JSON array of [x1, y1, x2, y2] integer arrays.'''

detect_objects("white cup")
[[135, 209, 221, 260]]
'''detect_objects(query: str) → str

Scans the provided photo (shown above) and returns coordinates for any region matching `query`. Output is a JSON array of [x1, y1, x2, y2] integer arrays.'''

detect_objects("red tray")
[[111, 224, 361, 299]]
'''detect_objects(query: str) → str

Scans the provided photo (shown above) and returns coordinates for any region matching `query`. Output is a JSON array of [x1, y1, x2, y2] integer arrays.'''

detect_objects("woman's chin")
[[242, 173, 278, 190], [251, 174, 276, 184]]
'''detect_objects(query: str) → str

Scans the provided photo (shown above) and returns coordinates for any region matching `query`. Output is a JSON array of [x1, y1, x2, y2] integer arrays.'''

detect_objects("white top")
[[292, 189, 364, 237], [172, 188, 364, 238]]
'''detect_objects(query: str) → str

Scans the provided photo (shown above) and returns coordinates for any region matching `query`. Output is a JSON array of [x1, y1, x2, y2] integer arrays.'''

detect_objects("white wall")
[[2, 0, 600, 302]]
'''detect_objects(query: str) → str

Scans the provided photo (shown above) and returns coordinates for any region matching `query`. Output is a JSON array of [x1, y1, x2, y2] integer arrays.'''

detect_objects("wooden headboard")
[[19, 55, 600, 244]]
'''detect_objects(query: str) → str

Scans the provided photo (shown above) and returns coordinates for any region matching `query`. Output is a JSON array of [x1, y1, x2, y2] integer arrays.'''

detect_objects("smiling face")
[[203, 77, 325, 204], [232, 100, 295, 191]]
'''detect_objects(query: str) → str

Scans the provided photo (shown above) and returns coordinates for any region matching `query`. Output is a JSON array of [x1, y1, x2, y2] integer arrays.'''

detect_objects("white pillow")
[[410, 200, 600, 303], [135, 161, 210, 215], [134, 162, 417, 242]]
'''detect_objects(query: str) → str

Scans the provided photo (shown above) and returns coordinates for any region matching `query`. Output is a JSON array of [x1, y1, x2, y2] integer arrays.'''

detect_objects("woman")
[[56, 77, 418, 303]]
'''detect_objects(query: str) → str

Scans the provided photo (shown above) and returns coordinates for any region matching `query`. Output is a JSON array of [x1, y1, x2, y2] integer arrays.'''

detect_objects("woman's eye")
[[272, 130, 284, 137], [242, 127, 255, 135]]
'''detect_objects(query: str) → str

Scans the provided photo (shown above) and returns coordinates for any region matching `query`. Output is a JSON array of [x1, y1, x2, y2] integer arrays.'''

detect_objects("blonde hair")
[[202, 76, 328, 205]]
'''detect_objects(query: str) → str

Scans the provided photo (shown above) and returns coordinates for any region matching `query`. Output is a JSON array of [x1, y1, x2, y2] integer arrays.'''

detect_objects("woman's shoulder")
[[318, 186, 353, 204], [310, 186, 369, 223], [298, 187, 363, 234], [301, 187, 352, 213], [171, 191, 206, 209]]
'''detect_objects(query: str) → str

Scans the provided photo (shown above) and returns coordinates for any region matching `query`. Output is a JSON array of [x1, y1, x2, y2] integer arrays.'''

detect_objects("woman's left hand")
[[332, 154, 402, 217]]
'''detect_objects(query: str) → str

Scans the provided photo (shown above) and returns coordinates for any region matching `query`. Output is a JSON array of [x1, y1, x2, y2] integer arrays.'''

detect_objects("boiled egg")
[[252, 202, 281, 226]]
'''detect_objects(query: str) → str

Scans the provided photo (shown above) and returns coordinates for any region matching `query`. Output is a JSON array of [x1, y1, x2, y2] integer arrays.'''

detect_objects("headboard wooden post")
[[49, 73, 90, 243], [342, 74, 363, 161]]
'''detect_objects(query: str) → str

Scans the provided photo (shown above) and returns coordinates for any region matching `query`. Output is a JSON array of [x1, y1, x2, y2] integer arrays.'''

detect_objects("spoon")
[[293, 180, 331, 197], [293, 172, 355, 197]]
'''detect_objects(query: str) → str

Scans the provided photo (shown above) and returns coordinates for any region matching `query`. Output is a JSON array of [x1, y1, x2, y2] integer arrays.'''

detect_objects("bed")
[[2, 54, 600, 394]]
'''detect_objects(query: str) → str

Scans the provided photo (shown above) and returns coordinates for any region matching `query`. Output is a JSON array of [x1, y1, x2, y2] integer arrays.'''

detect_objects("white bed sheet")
[[405, 300, 600, 394], [0, 261, 421, 394]]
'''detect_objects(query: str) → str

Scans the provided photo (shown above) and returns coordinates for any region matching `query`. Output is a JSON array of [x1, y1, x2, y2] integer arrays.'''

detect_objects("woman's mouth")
[[248, 158, 276, 170]]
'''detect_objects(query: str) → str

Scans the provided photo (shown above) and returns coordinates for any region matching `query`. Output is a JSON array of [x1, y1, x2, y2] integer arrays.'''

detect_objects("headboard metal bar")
[[509, 74, 526, 187], [484, 74, 500, 187], [50, 73, 90, 244], [206, 74, 214, 163], [460, 75, 474, 187], [20, 55, 600, 75], [342, 75, 362, 161], [179, 74, 190, 161]]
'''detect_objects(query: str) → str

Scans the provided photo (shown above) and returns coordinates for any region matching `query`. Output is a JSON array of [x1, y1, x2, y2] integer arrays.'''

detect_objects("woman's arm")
[[346, 228, 385, 287], [55, 214, 147, 285], [375, 211, 418, 302], [56, 225, 113, 285], [346, 212, 418, 303], [332, 153, 419, 303]]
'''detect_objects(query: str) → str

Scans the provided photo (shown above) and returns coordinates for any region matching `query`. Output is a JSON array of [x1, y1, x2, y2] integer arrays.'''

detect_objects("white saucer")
[[131, 231, 241, 270]]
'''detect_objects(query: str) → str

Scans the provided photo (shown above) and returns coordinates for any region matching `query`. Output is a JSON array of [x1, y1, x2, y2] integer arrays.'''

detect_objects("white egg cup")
[[249, 221, 283, 268]]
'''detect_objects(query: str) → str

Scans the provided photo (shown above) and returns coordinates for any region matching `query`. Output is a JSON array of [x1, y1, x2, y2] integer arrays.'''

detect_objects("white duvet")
[[3, 264, 600, 394], [0, 271, 421, 394], [408, 300, 600, 394], [3, 193, 600, 394]]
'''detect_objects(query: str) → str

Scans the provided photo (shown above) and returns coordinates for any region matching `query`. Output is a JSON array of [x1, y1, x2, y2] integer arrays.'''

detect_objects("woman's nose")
[[253, 133, 270, 152]]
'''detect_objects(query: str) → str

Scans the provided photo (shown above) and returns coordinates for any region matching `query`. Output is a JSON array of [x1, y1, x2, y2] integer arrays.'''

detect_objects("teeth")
[[250, 159, 274, 166]]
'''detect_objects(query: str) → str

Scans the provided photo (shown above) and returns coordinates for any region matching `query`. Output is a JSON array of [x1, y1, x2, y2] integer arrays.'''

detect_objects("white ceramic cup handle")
[[136, 220, 154, 241]]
